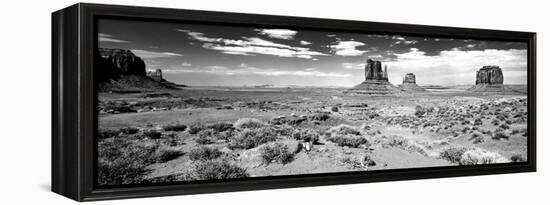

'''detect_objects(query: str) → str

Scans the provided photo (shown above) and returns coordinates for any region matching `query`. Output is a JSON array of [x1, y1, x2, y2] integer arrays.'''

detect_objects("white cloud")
[[181, 62, 192, 66], [255, 29, 298, 40], [131, 49, 183, 58], [98, 33, 129, 43], [330, 40, 367, 56], [385, 48, 527, 85], [390, 35, 418, 46], [305, 68, 317, 71], [300, 40, 312, 45], [177, 29, 327, 59]]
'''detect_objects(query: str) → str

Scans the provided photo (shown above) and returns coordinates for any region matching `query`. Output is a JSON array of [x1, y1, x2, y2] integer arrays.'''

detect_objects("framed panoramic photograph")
[[52, 3, 536, 201]]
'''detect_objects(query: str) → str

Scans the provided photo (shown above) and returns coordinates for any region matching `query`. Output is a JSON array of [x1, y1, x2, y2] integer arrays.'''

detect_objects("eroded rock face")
[[98, 48, 146, 77], [402, 73, 416, 84], [475, 66, 503, 85], [365, 59, 388, 81], [348, 59, 399, 95]]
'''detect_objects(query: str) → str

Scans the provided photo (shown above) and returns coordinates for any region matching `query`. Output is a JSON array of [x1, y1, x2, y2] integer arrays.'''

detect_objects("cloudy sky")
[[98, 19, 527, 87]]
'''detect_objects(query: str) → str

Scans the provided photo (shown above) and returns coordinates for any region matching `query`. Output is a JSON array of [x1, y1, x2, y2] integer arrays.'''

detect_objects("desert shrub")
[[234, 118, 267, 129], [273, 125, 296, 137], [459, 149, 508, 165], [362, 154, 376, 166], [119, 127, 139, 135], [142, 130, 162, 139], [207, 122, 234, 132], [328, 124, 361, 136], [505, 120, 513, 125], [260, 143, 294, 165], [97, 139, 160, 185], [327, 135, 368, 148], [511, 129, 521, 135], [309, 112, 330, 121], [439, 147, 468, 164], [188, 159, 249, 180], [331, 106, 339, 112], [197, 129, 220, 144], [492, 131, 509, 140], [473, 118, 483, 126], [229, 127, 278, 149], [469, 131, 485, 144], [163, 124, 187, 132], [215, 130, 235, 142], [188, 146, 223, 161], [98, 129, 120, 139], [291, 129, 320, 143], [491, 119, 500, 126], [414, 105, 426, 118], [499, 123, 510, 130], [187, 123, 206, 134], [154, 147, 184, 163], [510, 153, 527, 163], [98, 158, 149, 185]]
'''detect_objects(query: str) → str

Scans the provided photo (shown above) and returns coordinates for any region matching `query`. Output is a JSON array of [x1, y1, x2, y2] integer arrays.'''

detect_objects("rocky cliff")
[[467, 65, 522, 94], [475, 65, 503, 85], [365, 59, 388, 81], [347, 58, 400, 95], [399, 73, 426, 92], [96, 48, 177, 91]]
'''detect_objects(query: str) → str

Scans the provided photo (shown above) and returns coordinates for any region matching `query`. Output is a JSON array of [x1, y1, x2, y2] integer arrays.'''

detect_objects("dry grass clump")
[[119, 127, 139, 135], [492, 131, 509, 140], [291, 128, 320, 143], [207, 122, 234, 132], [188, 146, 223, 161], [309, 112, 330, 121], [141, 130, 162, 139], [459, 148, 509, 165], [187, 159, 249, 180], [196, 129, 216, 145], [327, 135, 368, 148], [439, 147, 468, 164], [97, 139, 159, 185], [234, 118, 267, 129], [229, 127, 278, 149], [187, 123, 206, 134], [510, 153, 527, 163], [98, 129, 120, 139], [260, 143, 294, 165], [163, 124, 187, 132], [328, 124, 361, 136], [153, 147, 184, 163], [469, 131, 485, 144]]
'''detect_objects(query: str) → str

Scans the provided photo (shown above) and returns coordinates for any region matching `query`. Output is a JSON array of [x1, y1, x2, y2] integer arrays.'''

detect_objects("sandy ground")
[[97, 87, 528, 184]]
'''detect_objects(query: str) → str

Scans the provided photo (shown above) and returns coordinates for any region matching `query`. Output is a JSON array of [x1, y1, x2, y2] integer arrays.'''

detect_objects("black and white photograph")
[[96, 18, 529, 186]]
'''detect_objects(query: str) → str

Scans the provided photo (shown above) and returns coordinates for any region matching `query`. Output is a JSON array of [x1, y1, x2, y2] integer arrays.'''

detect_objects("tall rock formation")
[[97, 48, 146, 78], [399, 73, 426, 92], [96, 48, 178, 91], [467, 65, 520, 94], [346, 59, 401, 94], [475, 65, 503, 85]]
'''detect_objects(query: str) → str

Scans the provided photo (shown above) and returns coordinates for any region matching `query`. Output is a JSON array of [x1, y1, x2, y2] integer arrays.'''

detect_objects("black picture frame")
[[52, 3, 536, 201]]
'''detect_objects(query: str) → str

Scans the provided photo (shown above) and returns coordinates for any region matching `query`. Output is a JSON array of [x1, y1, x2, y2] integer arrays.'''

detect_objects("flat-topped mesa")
[[402, 73, 416, 84], [467, 65, 518, 93], [399, 73, 426, 92], [346, 58, 400, 95], [96, 48, 179, 91], [476, 65, 503, 85], [365, 59, 388, 81], [98, 48, 146, 76]]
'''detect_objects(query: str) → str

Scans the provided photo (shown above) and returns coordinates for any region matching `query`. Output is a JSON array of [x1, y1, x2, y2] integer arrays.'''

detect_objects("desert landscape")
[[96, 49, 528, 186], [95, 20, 529, 186]]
